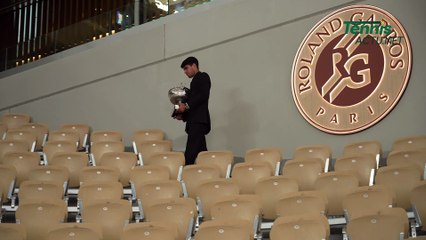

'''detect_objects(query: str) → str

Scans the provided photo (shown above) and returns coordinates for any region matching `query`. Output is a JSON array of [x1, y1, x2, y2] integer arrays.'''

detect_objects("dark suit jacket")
[[183, 71, 211, 134]]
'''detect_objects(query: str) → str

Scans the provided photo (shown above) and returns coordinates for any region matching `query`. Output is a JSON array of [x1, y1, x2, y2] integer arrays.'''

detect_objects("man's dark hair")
[[181, 56, 199, 69]]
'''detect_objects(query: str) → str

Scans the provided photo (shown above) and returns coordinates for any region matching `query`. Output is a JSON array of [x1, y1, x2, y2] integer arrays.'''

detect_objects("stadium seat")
[[281, 158, 323, 191], [47, 223, 103, 240], [276, 190, 328, 218], [1, 113, 30, 130], [49, 152, 89, 188], [293, 144, 331, 172], [181, 164, 222, 199], [144, 151, 185, 180], [134, 140, 173, 163], [0, 140, 30, 163], [4, 129, 37, 152], [47, 130, 80, 148], [391, 135, 426, 152], [411, 181, 426, 232], [2, 152, 41, 187], [231, 161, 273, 194], [245, 147, 282, 175], [342, 140, 382, 168], [59, 123, 90, 152], [270, 213, 330, 240], [0, 222, 27, 240], [20, 122, 49, 151], [334, 153, 377, 186], [99, 152, 138, 187], [195, 219, 253, 240], [196, 150, 234, 178], [121, 221, 177, 240], [79, 165, 120, 185], [42, 140, 77, 164], [89, 140, 125, 166]]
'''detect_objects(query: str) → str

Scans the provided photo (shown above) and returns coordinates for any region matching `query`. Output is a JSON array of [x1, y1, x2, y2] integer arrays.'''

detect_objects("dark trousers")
[[185, 123, 208, 165]]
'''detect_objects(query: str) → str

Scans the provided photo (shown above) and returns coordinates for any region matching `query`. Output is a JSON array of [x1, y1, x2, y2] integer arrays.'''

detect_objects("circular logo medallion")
[[291, 5, 412, 134]]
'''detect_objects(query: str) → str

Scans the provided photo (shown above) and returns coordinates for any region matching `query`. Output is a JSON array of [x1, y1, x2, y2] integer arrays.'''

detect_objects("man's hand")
[[176, 103, 187, 113], [173, 114, 183, 121]]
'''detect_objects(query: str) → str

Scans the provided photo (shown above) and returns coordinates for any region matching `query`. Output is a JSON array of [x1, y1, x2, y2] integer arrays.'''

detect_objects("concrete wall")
[[1, 0, 425, 158]]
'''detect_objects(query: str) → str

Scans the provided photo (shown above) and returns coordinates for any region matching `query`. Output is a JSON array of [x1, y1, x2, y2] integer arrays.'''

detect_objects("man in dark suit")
[[174, 56, 211, 165]]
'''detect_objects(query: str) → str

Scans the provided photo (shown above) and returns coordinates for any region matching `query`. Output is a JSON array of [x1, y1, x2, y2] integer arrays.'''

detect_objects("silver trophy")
[[168, 84, 189, 117]]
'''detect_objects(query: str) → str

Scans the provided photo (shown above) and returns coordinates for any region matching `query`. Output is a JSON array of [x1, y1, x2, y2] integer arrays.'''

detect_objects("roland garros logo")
[[291, 5, 412, 134]]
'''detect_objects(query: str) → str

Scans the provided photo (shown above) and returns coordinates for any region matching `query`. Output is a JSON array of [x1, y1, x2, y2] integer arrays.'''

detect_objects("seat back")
[[411, 181, 426, 231], [144, 197, 197, 240], [79, 166, 120, 185], [276, 190, 328, 218], [99, 152, 138, 186], [134, 140, 173, 162], [195, 178, 240, 221], [281, 158, 323, 191], [60, 124, 90, 151], [130, 165, 171, 195], [314, 171, 359, 216], [245, 147, 282, 174], [3, 152, 40, 187], [20, 123, 49, 152], [0, 140, 29, 163], [181, 164, 222, 199], [47, 223, 103, 240], [131, 129, 165, 143], [28, 165, 69, 192], [121, 221, 178, 240], [49, 152, 89, 188], [0, 222, 27, 240], [254, 175, 298, 220], [19, 180, 64, 204], [48, 130, 80, 148], [4, 129, 37, 152], [387, 149, 426, 179], [342, 140, 382, 167], [231, 161, 273, 194], [78, 181, 123, 209], [334, 153, 376, 186], [196, 150, 234, 178], [0, 164, 16, 203], [346, 207, 409, 240], [270, 214, 330, 240], [391, 135, 426, 152], [81, 199, 132, 240], [89, 141, 125, 166], [195, 219, 253, 240], [15, 199, 68, 240], [1, 113, 30, 130], [293, 144, 331, 172], [342, 185, 395, 221], [144, 151, 185, 180], [375, 165, 422, 210], [43, 140, 77, 164], [90, 130, 123, 144]]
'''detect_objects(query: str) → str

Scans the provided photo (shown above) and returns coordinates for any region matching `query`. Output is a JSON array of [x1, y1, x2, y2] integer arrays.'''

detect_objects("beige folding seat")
[[144, 197, 197, 240], [144, 151, 185, 180], [276, 190, 328, 218], [49, 152, 89, 188], [42, 140, 77, 164], [81, 199, 132, 240], [195, 219, 253, 240], [1, 113, 30, 130], [405, 237, 426, 240], [346, 207, 409, 240], [59, 123, 90, 152], [411, 181, 426, 232], [79, 166, 120, 185], [334, 153, 377, 186], [4, 129, 37, 152], [342, 185, 395, 221], [134, 140, 173, 163], [78, 181, 123, 210], [231, 161, 273, 194], [293, 144, 331, 172], [391, 135, 426, 152], [121, 221, 178, 240], [89, 141, 125, 166], [0, 123, 7, 139], [181, 164, 221, 199], [375, 164, 422, 210], [20, 123, 49, 151], [0, 223, 27, 240], [135, 179, 184, 220], [2, 152, 40, 187], [0, 140, 29, 163], [48, 130, 80, 148], [387, 149, 426, 179], [15, 199, 68, 240], [28, 165, 69, 190], [0, 164, 17, 204], [47, 223, 103, 240], [210, 194, 262, 238], [195, 178, 240, 221], [130, 165, 171, 199], [270, 214, 330, 240], [245, 147, 282, 175], [313, 171, 359, 216], [90, 130, 123, 144], [99, 152, 137, 187], [131, 129, 165, 145], [342, 140, 382, 168], [18, 180, 65, 205], [254, 175, 298, 220], [196, 150, 234, 178], [281, 158, 323, 191]]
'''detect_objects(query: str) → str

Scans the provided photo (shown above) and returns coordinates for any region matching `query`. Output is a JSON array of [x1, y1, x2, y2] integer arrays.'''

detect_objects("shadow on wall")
[[220, 88, 259, 156]]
